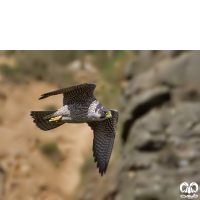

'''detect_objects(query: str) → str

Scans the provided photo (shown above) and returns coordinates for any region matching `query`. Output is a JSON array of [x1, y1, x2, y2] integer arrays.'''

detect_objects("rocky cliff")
[[78, 50, 200, 200]]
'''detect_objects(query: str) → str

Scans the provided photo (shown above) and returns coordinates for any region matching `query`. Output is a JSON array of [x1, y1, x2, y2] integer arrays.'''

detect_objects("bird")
[[30, 83, 118, 176]]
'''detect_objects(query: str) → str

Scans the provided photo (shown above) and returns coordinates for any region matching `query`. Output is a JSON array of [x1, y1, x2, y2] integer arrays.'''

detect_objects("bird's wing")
[[39, 83, 96, 105], [87, 109, 118, 176]]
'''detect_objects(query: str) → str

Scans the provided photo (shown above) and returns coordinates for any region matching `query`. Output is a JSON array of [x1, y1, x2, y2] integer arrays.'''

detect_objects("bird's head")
[[94, 103, 112, 120], [99, 108, 112, 120]]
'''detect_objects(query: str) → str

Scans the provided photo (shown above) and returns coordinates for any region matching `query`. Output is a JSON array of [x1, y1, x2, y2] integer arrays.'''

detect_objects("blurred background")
[[0, 50, 200, 200]]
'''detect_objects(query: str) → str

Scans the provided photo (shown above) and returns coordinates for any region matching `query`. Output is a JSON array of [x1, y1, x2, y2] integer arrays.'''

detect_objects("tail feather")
[[30, 110, 63, 131]]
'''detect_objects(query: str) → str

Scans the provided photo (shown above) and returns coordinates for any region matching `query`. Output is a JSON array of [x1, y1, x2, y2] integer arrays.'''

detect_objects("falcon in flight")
[[30, 83, 118, 176]]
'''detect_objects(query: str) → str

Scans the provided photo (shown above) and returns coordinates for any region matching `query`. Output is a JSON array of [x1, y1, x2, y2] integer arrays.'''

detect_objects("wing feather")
[[39, 83, 96, 105], [87, 109, 118, 176]]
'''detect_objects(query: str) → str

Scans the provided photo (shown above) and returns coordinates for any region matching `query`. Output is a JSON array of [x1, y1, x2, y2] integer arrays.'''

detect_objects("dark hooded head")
[[95, 102, 112, 119]]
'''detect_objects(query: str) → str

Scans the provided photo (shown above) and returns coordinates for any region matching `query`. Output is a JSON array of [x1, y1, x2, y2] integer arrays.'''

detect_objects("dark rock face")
[[121, 86, 171, 143], [117, 51, 200, 200], [118, 103, 200, 200], [78, 50, 200, 200]]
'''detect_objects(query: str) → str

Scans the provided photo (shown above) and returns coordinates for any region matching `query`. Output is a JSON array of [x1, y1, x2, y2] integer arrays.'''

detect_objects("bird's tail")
[[30, 110, 64, 131]]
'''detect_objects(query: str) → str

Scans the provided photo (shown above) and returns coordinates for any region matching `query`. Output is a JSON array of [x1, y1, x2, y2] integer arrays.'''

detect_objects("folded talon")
[[49, 115, 62, 122]]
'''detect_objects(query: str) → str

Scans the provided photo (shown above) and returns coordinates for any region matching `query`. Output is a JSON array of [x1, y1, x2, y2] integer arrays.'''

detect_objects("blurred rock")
[[119, 103, 200, 200], [121, 86, 170, 142], [127, 51, 200, 97], [124, 50, 188, 81], [124, 50, 154, 80], [67, 55, 97, 73]]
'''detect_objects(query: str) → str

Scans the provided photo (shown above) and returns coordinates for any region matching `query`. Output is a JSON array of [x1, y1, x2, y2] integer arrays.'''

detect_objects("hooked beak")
[[107, 113, 112, 118]]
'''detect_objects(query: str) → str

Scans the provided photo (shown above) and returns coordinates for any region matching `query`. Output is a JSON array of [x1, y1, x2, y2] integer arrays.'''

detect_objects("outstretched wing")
[[39, 83, 96, 105], [87, 109, 118, 176]]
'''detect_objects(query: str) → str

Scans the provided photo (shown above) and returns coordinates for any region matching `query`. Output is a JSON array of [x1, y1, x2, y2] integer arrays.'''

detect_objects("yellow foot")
[[49, 115, 63, 124]]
